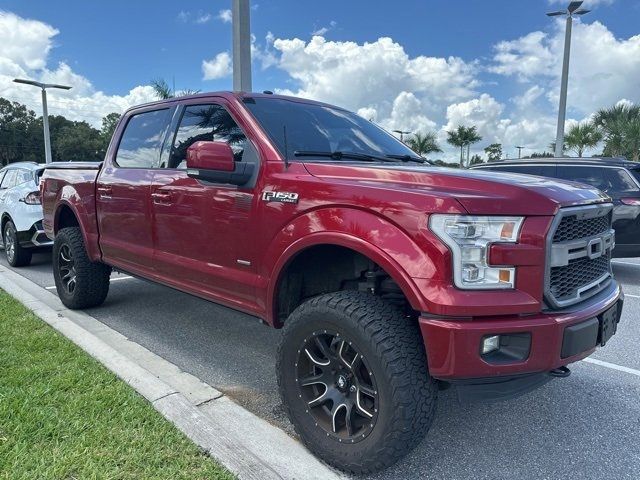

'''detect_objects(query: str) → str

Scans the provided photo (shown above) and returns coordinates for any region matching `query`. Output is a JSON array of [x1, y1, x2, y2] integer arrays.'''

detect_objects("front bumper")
[[419, 280, 623, 382]]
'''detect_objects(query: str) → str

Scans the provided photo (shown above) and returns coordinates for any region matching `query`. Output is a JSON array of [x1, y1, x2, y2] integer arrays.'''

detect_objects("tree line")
[[0, 97, 120, 166], [406, 103, 640, 167]]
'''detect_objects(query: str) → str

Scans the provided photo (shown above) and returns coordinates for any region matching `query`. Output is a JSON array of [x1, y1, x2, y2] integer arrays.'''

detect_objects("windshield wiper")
[[385, 154, 429, 164], [294, 150, 396, 163]]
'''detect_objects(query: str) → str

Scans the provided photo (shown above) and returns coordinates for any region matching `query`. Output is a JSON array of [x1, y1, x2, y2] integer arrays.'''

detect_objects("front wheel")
[[277, 291, 437, 474], [53, 227, 111, 309], [3, 220, 32, 267]]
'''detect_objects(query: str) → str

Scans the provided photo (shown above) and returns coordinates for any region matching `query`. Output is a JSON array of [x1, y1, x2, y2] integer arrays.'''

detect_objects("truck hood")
[[303, 162, 610, 216]]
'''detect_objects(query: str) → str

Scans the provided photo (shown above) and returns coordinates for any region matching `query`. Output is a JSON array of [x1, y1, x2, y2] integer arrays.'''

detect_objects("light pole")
[[232, 0, 252, 92], [547, 1, 590, 158], [13, 79, 72, 164], [393, 130, 411, 143], [516, 146, 524, 158]]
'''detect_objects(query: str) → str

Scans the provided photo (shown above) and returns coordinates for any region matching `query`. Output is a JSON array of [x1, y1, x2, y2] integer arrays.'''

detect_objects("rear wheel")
[[3, 220, 32, 267], [53, 227, 111, 309], [277, 291, 437, 474]]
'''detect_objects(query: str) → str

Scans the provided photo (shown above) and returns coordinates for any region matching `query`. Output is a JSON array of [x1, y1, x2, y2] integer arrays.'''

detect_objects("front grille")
[[545, 204, 614, 308], [552, 213, 611, 243]]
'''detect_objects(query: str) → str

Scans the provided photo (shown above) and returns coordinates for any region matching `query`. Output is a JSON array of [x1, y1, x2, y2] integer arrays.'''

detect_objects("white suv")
[[0, 162, 52, 267]]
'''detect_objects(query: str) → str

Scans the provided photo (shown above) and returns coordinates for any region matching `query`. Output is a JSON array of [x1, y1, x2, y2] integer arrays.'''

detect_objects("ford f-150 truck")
[[41, 92, 624, 473]]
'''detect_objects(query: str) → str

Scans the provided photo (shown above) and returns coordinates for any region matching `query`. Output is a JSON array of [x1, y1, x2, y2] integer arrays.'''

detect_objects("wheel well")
[[1, 213, 11, 233], [56, 205, 80, 232], [274, 245, 413, 326]]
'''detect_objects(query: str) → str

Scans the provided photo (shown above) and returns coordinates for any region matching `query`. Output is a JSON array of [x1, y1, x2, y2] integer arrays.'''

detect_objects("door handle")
[[151, 191, 173, 204], [97, 186, 113, 197]]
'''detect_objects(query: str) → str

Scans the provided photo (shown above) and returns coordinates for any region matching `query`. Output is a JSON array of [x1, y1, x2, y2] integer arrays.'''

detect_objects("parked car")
[[40, 92, 623, 474], [0, 162, 51, 266], [471, 157, 640, 258]]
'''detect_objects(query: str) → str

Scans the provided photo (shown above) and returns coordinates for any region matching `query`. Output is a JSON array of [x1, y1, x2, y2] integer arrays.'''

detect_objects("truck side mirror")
[[186, 141, 255, 186], [186, 141, 235, 172]]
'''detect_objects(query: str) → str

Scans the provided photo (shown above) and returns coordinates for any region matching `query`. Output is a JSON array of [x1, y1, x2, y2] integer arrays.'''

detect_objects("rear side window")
[[630, 168, 640, 185], [115, 109, 171, 168], [0, 170, 17, 189], [14, 169, 33, 186], [606, 168, 639, 192], [556, 166, 609, 191], [167, 104, 248, 169]]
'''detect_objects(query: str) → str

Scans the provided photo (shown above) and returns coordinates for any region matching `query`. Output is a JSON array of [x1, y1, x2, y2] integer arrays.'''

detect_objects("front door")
[[150, 102, 259, 307], [97, 107, 172, 273]]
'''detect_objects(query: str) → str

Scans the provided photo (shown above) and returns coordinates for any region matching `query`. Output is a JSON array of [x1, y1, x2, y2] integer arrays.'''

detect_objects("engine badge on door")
[[262, 191, 299, 204]]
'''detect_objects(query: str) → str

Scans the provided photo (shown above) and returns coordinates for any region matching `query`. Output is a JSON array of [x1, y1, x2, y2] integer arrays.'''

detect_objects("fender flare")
[[53, 199, 101, 262], [263, 208, 438, 325]]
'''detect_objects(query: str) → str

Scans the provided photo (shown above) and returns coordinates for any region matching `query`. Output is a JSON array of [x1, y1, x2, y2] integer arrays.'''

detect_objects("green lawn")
[[0, 290, 234, 480]]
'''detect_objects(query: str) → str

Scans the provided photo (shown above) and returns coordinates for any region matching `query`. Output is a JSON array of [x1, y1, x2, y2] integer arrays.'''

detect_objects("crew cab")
[[40, 92, 624, 474]]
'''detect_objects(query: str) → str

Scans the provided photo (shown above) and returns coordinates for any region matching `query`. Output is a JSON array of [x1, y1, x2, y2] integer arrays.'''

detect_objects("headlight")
[[429, 215, 524, 290]]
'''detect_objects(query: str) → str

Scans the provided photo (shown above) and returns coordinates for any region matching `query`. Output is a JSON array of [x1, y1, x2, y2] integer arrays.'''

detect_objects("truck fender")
[[53, 197, 101, 263], [262, 208, 438, 324]]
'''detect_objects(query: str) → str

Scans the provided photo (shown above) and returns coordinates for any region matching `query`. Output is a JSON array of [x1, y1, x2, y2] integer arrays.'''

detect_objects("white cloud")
[[491, 20, 640, 116], [0, 11, 157, 126], [217, 9, 232, 23], [202, 52, 232, 80], [312, 20, 337, 36], [195, 13, 212, 24], [512, 85, 545, 110]]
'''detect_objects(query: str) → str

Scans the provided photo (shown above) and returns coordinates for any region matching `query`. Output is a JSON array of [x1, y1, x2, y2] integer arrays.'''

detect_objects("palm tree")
[[464, 126, 482, 165], [564, 122, 603, 157], [151, 78, 201, 100], [446, 126, 466, 168], [447, 125, 482, 168], [594, 104, 640, 161], [407, 132, 442, 158]]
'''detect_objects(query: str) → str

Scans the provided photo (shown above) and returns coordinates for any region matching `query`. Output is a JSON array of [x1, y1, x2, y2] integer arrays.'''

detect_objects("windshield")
[[243, 97, 421, 162]]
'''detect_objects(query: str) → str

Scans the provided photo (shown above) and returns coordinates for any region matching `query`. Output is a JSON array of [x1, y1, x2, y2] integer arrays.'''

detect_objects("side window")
[[15, 169, 32, 186], [606, 168, 639, 192], [557, 166, 609, 191], [115, 109, 171, 168], [0, 170, 17, 189], [168, 104, 247, 169], [0, 171, 5, 187]]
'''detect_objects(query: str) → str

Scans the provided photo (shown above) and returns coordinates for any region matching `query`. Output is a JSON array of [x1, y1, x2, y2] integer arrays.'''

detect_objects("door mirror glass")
[[186, 141, 235, 172]]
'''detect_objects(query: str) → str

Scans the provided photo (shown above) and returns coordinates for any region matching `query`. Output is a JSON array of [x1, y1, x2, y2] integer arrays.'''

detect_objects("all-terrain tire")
[[3, 220, 32, 267], [53, 227, 111, 309], [277, 291, 438, 474]]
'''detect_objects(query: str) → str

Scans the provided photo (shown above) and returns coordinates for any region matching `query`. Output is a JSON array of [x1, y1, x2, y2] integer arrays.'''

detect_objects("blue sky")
[[1, 0, 639, 159]]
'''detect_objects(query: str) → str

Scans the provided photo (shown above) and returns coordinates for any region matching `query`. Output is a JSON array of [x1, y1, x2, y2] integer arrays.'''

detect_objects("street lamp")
[[516, 146, 525, 158], [13, 79, 72, 164], [393, 130, 411, 142], [547, 1, 590, 158], [232, 0, 252, 92]]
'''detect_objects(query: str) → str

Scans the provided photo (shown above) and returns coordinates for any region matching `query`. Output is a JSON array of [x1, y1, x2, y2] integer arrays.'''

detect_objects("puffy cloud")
[[202, 52, 232, 80], [217, 9, 232, 23], [195, 13, 212, 24], [491, 21, 640, 115], [0, 11, 157, 127], [272, 36, 477, 126]]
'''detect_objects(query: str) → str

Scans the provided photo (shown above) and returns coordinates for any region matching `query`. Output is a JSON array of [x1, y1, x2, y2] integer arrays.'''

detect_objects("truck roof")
[[124, 91, 340, 116]]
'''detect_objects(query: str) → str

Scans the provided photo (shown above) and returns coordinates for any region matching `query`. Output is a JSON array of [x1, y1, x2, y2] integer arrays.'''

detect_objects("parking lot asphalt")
[[2, 251, 639, 479]]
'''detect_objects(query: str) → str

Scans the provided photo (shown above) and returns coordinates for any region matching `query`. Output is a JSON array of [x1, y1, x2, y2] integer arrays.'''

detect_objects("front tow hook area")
[[549, 366, 571, 378]]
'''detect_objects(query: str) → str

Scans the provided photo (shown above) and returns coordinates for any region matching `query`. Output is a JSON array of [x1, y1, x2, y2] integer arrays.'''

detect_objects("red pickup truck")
[[41, 92, 624, 473]]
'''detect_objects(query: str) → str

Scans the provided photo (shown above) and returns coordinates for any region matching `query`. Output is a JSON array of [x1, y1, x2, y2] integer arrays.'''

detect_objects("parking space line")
[[627, 293, 640, 299], [582, 357, 640, 378], [44, 275, 134, 290], [612, 260, 640, 267]]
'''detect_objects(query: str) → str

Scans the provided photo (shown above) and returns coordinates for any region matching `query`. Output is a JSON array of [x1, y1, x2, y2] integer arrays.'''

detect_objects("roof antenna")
[[283, 125, 290, 169]]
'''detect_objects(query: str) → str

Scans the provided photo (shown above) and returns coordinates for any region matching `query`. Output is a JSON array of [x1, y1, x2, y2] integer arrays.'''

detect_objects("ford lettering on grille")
[[545, 204, 614, 309]]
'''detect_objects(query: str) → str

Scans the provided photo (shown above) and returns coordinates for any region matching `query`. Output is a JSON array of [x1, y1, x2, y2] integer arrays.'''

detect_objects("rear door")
[[97, 107, 173, 273]]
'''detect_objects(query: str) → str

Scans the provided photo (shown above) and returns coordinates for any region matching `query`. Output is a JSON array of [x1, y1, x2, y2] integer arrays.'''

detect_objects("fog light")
[[481, 335, 500, 355]]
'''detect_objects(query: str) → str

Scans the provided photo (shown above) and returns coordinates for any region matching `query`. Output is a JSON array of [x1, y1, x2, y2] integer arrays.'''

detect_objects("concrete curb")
[[0, 266, 345, 480]]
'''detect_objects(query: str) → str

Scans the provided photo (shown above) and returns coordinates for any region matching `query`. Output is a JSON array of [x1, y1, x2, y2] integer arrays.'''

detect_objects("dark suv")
[[472, 157, 640, 258]]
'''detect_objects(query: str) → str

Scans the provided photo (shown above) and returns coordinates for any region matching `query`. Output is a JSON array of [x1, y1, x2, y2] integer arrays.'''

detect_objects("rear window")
[[631, 168, 640, 184], [115, 109, 171, 168], [607, 168, 639, 192], [556, 166, 609, 191]]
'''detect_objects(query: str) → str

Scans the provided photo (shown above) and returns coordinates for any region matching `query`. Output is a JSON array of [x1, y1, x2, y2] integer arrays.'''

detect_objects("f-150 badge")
[[262, 191, 299, 204]]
